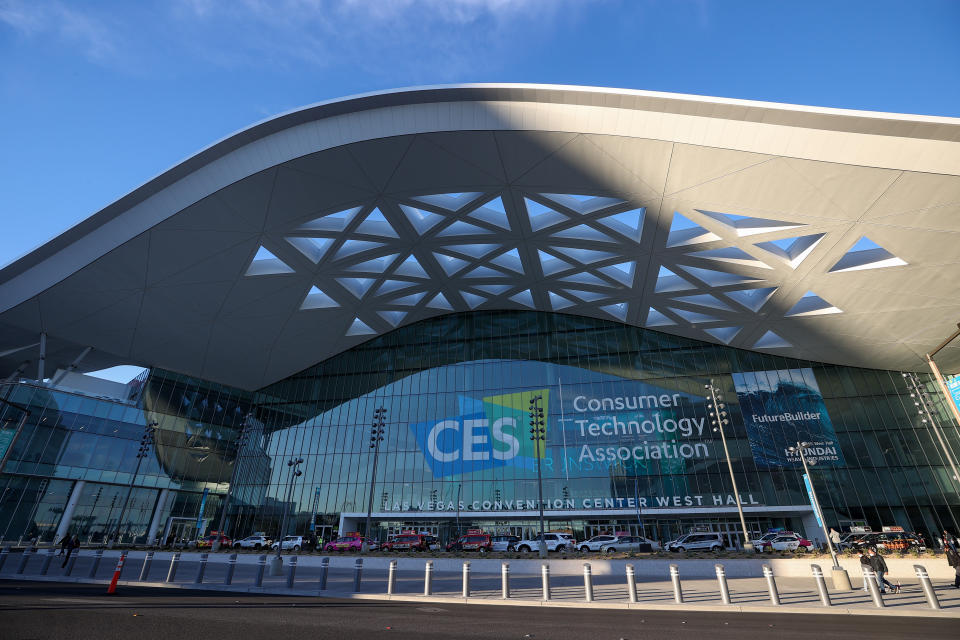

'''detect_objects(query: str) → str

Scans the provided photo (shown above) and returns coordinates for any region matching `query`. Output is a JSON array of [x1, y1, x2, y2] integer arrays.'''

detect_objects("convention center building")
[[1, 84, 959, 548]]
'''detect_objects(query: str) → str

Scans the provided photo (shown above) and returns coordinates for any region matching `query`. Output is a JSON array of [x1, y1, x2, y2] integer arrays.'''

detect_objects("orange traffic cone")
[[106, 553, 126, 595]]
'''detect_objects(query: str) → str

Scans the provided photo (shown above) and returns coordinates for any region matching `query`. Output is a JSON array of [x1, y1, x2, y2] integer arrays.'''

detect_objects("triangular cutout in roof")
[[442, 243, 502, 259], [300, 286, 339, 310], [462, 266, 508, 279], [391, 291, 427, 306], [828, 237, 908, 273], [433, 253, 470, 276], [704, 326, 741, 344], [460, 291, 486, 309], [336, 277, 376, 298], [549, 291, 575, 310], [286, 237, 335, 264], [654, 266, 696, 293], [394, 255, 429, 278], [246, 246, 295, 276], [355, 207, 398, 238], [539, 193, 626, 215], [509, 289, 535, 308], [375, 279, 419, 296], [524, 198, 568, 231], [645, 308, 675, 327], [723, 287, 778, 312], [597, 208, 645, 240], [297, 206, 363, 231], [597, 261, 635, 287], [753, 330, 791, 349], [551, 246, 617, 264], [489, 248, 524, 274], [785, 291, 842, 317], [673, 294, 734, 311], [559, 271, 614, 287], [564, 289, 607, 302], [753, 233, 825, 269], [378, 310, 407, 327], [600, 302, 628, 321], [345, 253, 399, 273], [426, 292, 453, 310], [412, 192, 484, 212], [399, 204, 446, 234], [677, 265, 762, 287], [697, 210, 804, 237], [667, 307, 721, 324], [666, 212, 722, 247], [346, 318, 377, 336], [466, 197, 511, 230], [688, 246, 772, 270], [334, 239, 384, 260], [472, 284, 513, 295], [436, 220, 494, 237], [550, 225, 618, 243], [538, 250, 573, 276]]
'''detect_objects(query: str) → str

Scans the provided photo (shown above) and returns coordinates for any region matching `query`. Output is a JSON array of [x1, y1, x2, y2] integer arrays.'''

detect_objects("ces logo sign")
[[410, 390, 549, 478]]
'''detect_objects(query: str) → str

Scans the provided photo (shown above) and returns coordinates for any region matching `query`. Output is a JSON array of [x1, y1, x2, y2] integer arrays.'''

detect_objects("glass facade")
[[1, 311, 958, 547]]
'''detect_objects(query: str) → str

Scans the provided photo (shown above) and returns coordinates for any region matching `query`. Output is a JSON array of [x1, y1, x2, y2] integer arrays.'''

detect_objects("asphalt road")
[[1, 580, 957, 640]]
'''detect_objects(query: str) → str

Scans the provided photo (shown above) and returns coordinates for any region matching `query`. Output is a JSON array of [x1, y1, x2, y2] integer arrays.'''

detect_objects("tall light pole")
[[787, 441, 851, 590], [212, 415, 251, 551], [528, 394, 547, 559], [271, 456, 303, 574], [903, 372, 960, 487], [362, 406, 386, 553], [705, 381, 753, 552], [113, 421, 157, 546]]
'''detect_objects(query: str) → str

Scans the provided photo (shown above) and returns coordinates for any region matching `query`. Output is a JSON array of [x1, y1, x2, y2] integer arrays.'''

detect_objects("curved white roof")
[[2, 84, 959, 390]]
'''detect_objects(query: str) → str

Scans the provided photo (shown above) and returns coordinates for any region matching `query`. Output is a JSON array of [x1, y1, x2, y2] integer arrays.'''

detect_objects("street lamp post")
[[212, 416, 251, 552], [271, 457, 303, 574], [362, 407, 386, 554], [787, 441, 851, 590], [705, 381, 753, 552], [528, 394, 547, 559], [903, 372, 960, 487], [112, 421, 158, 547]]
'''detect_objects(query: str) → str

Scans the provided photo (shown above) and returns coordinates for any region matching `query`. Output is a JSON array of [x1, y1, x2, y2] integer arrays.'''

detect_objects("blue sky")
[[1, 0, 958, 274]]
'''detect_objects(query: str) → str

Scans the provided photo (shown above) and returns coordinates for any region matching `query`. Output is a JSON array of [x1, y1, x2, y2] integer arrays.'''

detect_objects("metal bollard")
[[166, 551, 181, 583], [88, 549, 104, 578], [40, 548, 55, 575], [353, 558, 363, 592], [501, 562, 510, 599], [16, 547, 34, 574], [583, 562, 594, 602], [423, 560, 433, 596], [253, 554, 266, 587], [762, 563, 780, 605], [224, 553, 238, 585], [462, 561, 471, 598], [541, 563, 551, 601], [0, 546, 8, 572], [811, 564, 832, 607], [387, 559, 397, 595], [913, 565, 941, 610], [318, 557, 329, 591], [65, 549, 79, 576], [626, 564, 638, 603], [194, 552, 209, 584], [139, 551, 154, 581], [715, 564, 732, 605], [670, 563, 683, 603], [862, 568, 885, 608], [286, 555, 298, 588]]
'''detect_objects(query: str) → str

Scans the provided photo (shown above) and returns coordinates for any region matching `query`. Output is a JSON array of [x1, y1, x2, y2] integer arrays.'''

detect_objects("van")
[[666, 532, 724, 552]]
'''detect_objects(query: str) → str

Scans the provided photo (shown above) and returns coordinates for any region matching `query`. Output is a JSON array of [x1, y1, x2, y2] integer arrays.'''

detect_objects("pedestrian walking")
[[57, 535, 70, 556], [859, 549, 872, 592], [946, 543, 960, 588], [61, 534, 79, 568], [868, 548, 897, 593], [829, 528, 841, 547]]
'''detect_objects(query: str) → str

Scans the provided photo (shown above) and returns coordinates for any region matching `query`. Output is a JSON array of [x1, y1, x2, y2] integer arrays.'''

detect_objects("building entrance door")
[[162, 517, 198, 548]]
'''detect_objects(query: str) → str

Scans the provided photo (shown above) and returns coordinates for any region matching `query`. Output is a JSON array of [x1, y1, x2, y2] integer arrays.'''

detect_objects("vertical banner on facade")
[[196, 487, 209, 535], [947, 377, 960, 417], [732, 368, 844, 469], [803, 474, 823, 527], [309, 486, 321, 531]]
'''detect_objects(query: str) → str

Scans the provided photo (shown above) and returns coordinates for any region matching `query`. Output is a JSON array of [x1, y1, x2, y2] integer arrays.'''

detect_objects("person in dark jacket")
[[868, 548, 898, 593], [61, 535, 80, 568], [946, 544, 960, 588], [859, 550, 872, 592], [57, 535, 70, 556]]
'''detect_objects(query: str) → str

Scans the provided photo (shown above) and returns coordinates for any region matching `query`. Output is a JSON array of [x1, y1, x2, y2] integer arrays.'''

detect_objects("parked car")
[[600, 536, 656, 554], [515, 533, 575, 553], [750, 532, 785, 550], [490, 535, 520, 552], [323, 533, 378, 552], [384, 533, 431, 551], [271, 535, 304, 551], [234, 534, 271, 550], [854, 532, 922, 553], [197, 534, 232, 549], [578, 535, 618, 552], [446, 532, 493, 553], [762, 533, 812, 552], [666, 532, 724, 552]]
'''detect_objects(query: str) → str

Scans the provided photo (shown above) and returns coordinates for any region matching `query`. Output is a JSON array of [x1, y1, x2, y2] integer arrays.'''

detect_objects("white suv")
[[515, 533, 575, 553], [578, 535, 617, 552], [271, 535, 304, 551], [666, 532, 724, 552], [234, 534, 271, 550]]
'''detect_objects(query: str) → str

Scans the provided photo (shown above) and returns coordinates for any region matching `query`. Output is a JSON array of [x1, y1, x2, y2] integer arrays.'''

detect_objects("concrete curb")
[[3, 573, 957, 618]]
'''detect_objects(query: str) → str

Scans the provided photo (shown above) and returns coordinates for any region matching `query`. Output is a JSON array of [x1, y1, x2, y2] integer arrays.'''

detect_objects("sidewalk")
[[3, 549, 957, 618]]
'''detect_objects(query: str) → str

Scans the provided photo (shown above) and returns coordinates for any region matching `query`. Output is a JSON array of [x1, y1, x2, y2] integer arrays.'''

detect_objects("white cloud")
[[0, 0, 117, 61]]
